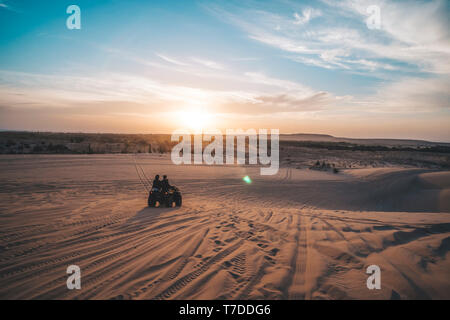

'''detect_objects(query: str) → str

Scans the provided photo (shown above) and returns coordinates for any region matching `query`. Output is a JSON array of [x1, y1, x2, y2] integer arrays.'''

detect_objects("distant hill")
[[280, 133, 450, 147]]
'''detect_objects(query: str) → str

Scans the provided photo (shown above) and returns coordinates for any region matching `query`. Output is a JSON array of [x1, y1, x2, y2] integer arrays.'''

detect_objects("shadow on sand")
[[125, 206, 180, 226]]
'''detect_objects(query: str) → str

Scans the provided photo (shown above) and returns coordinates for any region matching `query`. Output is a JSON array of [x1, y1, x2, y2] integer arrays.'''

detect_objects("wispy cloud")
[[368, 76, 450, 113], [0, 0, 448, 139], [191, 57, 224, 70], [0, 0, 21, 13], [293, 8, 321, 25], [0, 68, 342, 116], [207, 0, 450, 74], [155, 53, 190, 66]]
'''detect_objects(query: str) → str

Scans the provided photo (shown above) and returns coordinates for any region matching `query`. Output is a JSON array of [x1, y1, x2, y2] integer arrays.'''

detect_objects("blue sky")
[[0, 0, 449, 141]]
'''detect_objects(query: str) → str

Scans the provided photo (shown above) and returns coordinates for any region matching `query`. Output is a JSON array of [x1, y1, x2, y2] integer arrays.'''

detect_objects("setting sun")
[[177, 109, 214, 132]]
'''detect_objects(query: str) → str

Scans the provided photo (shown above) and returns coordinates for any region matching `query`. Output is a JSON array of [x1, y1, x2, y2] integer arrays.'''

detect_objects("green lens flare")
[[243, 175, 252, 184]]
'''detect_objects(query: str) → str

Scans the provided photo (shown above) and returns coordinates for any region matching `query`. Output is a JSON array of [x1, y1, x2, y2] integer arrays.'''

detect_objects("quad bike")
[[148, 186, 182, 208]]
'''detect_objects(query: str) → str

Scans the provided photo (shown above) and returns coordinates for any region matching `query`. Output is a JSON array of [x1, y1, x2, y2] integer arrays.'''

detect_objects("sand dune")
[[0, 154, 449, 299]]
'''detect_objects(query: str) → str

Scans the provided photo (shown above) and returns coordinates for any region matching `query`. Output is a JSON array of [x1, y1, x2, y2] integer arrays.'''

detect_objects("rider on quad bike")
[[148, 175, 182, 208]]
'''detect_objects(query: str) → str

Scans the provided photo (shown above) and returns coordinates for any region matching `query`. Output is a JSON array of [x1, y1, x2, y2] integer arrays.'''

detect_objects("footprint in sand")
[[269, 248, 279, 256], [264, 255, 276, 264], [228, 271, 240, 279]]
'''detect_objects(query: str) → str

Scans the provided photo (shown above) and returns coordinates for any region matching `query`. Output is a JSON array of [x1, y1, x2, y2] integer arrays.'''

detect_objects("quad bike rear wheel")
[[175, 195, 182, 207]]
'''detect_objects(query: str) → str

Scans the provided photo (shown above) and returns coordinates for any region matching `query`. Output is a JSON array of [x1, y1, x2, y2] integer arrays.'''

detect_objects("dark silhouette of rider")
[[161, 175, 171, 192], [152, 174, 162, 190]]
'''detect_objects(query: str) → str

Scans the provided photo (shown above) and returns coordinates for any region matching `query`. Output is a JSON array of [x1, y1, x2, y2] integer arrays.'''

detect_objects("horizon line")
[[1, 129, 449, 144]]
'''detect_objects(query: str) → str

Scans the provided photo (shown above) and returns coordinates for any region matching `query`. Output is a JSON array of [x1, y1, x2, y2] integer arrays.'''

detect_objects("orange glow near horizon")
[[174, 104, 216, 132]]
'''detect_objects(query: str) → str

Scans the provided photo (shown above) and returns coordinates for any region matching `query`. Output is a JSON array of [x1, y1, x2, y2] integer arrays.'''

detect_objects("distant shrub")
[[33, 145, 43, 152], [47, 144, 69, 153], [70, 137, 85, 143]]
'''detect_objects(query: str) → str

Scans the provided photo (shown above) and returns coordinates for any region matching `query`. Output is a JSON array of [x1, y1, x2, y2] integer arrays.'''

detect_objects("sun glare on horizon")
[[176, 108, 215, 132]]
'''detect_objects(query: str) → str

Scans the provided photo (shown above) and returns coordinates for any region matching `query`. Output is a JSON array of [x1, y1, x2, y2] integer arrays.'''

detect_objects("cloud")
[[1, 67, 447, 140], [369, 76, 450, 113], [243, 72, 312, 93], [2, 63, 446, 122], [208, 0, 450, 75], [0, 0, 21, 13], [1, 0, 449, 130], [253, 92, 332, 112], [320, 0, 450, 73], [293, 8, 321, 25], [155, 53, 190, 66], [191, 58, 224, 70], [0, 68, 341, 119]]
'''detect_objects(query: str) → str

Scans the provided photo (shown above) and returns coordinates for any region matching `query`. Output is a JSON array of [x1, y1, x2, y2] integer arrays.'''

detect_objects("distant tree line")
[[280, 140, 450, 154], [0, 132, 175, 154]]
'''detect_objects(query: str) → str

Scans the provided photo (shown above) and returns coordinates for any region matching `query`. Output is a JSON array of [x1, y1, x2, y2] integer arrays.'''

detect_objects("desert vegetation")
[[0, 132, 175, 155], [280, 140, 450, 170], [1, 131, 449, 170]]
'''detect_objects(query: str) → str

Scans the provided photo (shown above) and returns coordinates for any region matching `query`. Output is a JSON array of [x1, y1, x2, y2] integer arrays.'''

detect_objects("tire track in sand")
[[151, 240, 244, 300], [287, 215, 311, 299]]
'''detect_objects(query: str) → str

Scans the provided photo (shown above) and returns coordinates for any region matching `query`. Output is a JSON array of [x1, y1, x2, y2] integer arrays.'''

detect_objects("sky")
[[0, 0, 449, 141]]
